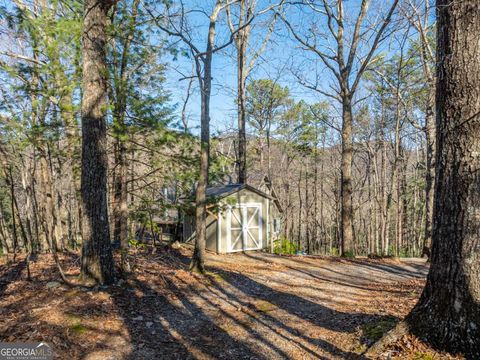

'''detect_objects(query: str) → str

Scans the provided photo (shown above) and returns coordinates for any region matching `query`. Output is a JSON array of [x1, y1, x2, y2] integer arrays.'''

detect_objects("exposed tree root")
[[364, 320, 410, 358], [52, 251, 98, 289]]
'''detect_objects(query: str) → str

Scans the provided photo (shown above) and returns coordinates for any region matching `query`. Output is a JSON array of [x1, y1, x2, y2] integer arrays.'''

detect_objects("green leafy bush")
[[399, 247, 409, 258], [329, 247, 339, 256], [342, 250, 355, 258], [274, 237, 298, 255]]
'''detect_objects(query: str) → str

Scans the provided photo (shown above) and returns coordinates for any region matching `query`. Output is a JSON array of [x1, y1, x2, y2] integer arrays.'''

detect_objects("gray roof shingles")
[[206, 183, 273, 200]]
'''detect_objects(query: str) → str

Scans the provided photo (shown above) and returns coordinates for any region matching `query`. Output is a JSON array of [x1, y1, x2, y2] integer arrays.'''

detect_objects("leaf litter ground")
[[0, 247, 463, 359]]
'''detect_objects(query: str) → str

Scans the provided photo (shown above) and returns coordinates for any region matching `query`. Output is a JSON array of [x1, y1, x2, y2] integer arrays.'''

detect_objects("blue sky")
[[0, 0, 413, 143], [161, 0, 331, 135], [160, 0, 407, 140]]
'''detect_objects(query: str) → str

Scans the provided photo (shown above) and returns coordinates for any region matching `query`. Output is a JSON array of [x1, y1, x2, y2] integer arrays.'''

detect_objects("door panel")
[[228, 204, 262, 252], [231, 208, 242, 229], [230, 229, 243, 251], [245, 206, 260, 249]]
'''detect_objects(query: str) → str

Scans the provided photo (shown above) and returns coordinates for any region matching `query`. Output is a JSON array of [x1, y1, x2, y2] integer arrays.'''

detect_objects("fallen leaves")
[[0, 250, 460, 359]]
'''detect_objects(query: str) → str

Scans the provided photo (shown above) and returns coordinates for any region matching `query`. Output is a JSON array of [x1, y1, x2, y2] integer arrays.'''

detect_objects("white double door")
[[227, 204, 262, 252]]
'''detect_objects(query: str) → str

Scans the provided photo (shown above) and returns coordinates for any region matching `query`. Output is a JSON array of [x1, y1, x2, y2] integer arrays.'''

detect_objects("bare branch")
[[0, 51, 47, 66], [350, 0, 400, 93]]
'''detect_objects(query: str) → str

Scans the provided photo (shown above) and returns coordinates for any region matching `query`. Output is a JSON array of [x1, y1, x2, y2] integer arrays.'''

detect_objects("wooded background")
[[0, 0, 435, 258]]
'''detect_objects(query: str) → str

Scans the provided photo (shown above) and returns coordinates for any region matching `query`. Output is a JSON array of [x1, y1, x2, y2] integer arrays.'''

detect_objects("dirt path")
[[187, 252, 428, 359], [0, 250, 431, 359]]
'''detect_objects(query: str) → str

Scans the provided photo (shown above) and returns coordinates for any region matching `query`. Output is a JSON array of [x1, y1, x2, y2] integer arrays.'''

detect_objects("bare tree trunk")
[[129, 139, 136, 240], [314, 134, 320, 253], [406, 1, 480, 355], [297, 167, 302, 250], [422, 107, 435, 257], [320, 149, 326, 253], [366, 150, 374, 255], [236, 24, 247, 184], [381, 128, 389, 255], [113, 138, 129, 270], [400, 159, 407, 255], [227, 0, 278, 184], [340, 96, 354, 256], [191, 86, 210, 273], [20, 162, 34, 251], [305, 160, 310, 254], [112, 0, 140, 273], [238, 66, 247, 184], [7, 166, 18, 261], [391, 82, 403, 257], [80, 0, 115, 285], [190, 5, 222, 273], [230, 0, 249, 185], [0, 207, 12, 255], [47, 145, 65, 250], [59, 87, 80, 249], [30, 152, 46, 252]]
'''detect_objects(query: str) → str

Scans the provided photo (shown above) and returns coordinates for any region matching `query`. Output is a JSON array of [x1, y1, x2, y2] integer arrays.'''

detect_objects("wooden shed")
[[183, 184, 282, 253]]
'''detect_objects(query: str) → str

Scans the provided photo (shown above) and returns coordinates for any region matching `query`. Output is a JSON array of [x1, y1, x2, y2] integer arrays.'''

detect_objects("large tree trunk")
[[80, 0, 115, 285], [340, 96, 354, 256], [407, 1, 480, 356], [190, 8, 219, 273], [190, 86, 210, 273]]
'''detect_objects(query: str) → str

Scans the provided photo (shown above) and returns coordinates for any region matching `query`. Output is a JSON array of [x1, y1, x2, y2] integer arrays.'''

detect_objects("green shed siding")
[[205, 215, 217, 252], [183, 185, 278, 254]]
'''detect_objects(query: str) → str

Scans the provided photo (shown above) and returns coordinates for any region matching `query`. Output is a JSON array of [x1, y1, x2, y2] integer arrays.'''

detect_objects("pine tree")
[[80, 0, 115, 284]]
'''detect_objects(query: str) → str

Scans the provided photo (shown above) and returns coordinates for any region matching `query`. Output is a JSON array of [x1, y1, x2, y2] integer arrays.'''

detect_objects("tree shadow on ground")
[[352, 261, 428, 279], [0, 258, 27, 296], [0, 250, 413, 359], [243, 252, 427, 291], [128, 249, 402, 359], [108, 274, 269, 359], [107, 268, 370, 359]]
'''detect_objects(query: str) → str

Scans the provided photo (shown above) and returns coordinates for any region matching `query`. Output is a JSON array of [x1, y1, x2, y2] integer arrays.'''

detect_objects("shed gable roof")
[[206, 184, 274, 200]]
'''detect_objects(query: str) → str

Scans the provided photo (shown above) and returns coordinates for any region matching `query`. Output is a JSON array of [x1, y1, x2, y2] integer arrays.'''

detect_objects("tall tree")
[[110, 0, 140, 273], [245, 79, 291, 179], [226, 0, 280, 183], [0, 0, 83, 252], [368, 1, 480, 357], [402, 0, 436, 257], [148, 0, 247, 273], [281, 0, 399, 256], [408, 0, 480, 354], [80, 0, 115, 284]]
